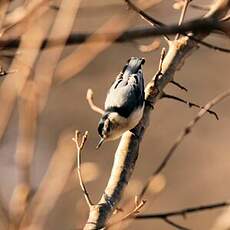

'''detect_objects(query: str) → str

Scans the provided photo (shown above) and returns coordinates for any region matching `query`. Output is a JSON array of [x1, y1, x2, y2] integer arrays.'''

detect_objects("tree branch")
[[83, 0, 230, 229]]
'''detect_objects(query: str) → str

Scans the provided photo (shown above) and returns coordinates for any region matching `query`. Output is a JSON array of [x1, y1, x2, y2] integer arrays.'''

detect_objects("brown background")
[[0, 0, 230, 229]]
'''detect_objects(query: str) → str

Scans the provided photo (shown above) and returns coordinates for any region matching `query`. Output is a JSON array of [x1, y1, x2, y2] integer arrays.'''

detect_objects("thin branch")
[[164, 218, 190, 230], [135, 201, 230, 219], [170, 80, 188, 91], [72, 130, 93, 208], [187, 35, 230, 53], [86, 89, 104, 115], [175, 0, 193, 40], [107, 198, 146, 228], [138, 89, 230, 200], [161, 93, 219, 120]]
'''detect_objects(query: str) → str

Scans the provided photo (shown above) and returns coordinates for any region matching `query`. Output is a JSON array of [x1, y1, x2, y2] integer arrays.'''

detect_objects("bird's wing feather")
[[105, 69, 144, 118]]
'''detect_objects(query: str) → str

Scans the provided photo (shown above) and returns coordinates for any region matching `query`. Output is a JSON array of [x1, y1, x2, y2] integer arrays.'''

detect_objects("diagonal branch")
[[138, 89, 230, 200], [135, 201, 230, 219]]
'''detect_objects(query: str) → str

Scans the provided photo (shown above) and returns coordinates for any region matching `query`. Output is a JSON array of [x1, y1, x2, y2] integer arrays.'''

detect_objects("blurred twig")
[[53, 0, 161, 83], [0, 0, 51, 38], [9, 81, 38, 228], [0, 191, 9, 229], [34, 0, 81, 112], [0, 10, 55, 142], [20, 130, 76, 230], [0, 0, 9, 30]]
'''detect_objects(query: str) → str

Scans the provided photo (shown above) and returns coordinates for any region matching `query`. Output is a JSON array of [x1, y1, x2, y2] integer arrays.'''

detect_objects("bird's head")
[[97, 113, 123, 149]]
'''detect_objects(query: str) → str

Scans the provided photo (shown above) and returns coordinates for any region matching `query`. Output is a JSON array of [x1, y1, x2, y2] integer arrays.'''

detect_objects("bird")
[[97, 57, 145, 148]]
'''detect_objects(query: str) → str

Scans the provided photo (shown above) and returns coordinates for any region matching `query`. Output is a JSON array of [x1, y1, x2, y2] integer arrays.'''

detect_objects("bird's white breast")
[[107, 105, 144, 140]]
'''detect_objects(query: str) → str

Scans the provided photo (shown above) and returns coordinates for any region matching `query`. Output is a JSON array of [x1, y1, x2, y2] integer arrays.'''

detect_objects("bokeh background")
[[0, 0, 230, 229]]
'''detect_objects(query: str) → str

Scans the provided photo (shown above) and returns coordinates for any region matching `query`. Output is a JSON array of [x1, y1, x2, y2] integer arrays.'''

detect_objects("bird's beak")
[[96, 138, 104, 149]]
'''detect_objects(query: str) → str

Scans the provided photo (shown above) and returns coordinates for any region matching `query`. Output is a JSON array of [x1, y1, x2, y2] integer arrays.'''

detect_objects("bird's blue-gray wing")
[[105, 69, 144, 118]]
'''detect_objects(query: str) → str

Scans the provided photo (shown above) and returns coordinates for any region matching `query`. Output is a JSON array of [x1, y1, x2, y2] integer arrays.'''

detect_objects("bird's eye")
[[141, 58, 145, 65]]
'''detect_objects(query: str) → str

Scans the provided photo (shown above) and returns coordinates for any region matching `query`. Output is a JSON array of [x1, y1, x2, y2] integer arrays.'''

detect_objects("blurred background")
[[0, 0, 229, 229]]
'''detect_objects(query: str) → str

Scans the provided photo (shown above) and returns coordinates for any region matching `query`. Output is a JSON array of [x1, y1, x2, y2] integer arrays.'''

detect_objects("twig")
[[86, 89, 104, 115], [175, 0, 193, 40], [135, 201, 230, 219], [107, 198, 146, 228], [161, 93, 219, 119], [72, 130, 93, 208], [9, 81, 38, 227], [164, 218, 190, 230], [138, 89, 230, 200]]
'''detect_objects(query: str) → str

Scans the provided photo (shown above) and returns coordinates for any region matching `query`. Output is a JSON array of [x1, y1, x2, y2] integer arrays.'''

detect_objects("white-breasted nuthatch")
[[97, 57, 145, 148]]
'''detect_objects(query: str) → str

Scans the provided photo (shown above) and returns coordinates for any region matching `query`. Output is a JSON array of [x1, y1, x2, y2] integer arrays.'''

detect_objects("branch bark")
[[83, 0, 230, 229]]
